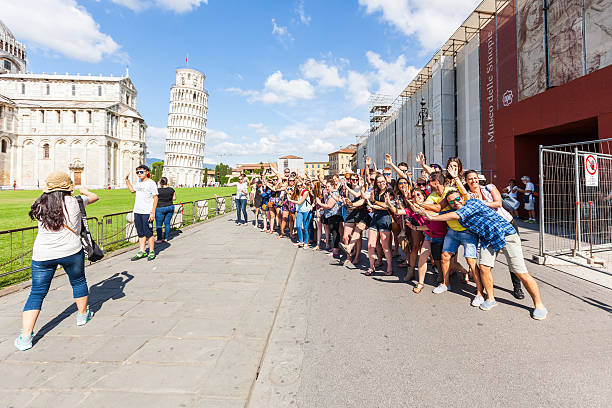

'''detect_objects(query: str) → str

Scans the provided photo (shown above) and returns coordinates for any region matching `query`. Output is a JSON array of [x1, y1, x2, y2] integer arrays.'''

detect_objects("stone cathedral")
[[0, 20, 147, 189]]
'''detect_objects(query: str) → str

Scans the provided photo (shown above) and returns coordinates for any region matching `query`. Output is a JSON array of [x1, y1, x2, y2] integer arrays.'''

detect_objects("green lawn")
[[0, 186, 236, 288], [0, 186, 235, 231]]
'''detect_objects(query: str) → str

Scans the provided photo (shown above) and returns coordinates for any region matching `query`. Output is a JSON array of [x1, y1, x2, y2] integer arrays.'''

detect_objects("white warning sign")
[[584, 154, 598, 187]]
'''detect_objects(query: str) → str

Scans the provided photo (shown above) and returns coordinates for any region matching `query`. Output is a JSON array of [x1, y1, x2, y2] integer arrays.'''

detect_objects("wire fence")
[[0, 195, 236, 283], [539, 138, 612, 274]]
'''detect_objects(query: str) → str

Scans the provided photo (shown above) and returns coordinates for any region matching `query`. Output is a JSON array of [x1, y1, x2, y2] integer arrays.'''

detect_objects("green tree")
[[203, 169, 208, 185], [151, 161, 163, 182], [215, 163, 232, 182]]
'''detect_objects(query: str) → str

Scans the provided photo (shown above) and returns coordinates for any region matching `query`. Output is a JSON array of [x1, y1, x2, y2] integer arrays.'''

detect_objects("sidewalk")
[[0, 216, 610, 407], [0, 216, 299, 408]]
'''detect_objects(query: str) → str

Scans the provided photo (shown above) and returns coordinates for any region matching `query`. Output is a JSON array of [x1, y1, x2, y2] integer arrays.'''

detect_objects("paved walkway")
[[0, 215, 611, 407]]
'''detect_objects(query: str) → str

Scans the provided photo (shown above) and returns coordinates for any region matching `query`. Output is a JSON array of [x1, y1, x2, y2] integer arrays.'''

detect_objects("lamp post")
[[415, 97, 432, 155]]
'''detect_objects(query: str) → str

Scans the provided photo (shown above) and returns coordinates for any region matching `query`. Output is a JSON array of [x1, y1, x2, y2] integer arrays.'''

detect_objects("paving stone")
[[194, 396, 246, 408], [0, 390, 36, 408], [124, 301, 183, 317], [128, 337, 226, 365], [5, 336, 102, 364], [92, 364, 211, 393], [36, 363, 118, 390], [0, 362, 57, 390], [84, 336, 148, 362], [26, 390, 88, 407], [80, 391, 194, 408], [109, 317, 178, 336], [167, 317, 239, 339]]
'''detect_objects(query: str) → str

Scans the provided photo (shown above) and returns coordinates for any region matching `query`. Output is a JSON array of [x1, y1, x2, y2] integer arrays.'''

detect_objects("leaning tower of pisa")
[[163, 68, 208, 186]]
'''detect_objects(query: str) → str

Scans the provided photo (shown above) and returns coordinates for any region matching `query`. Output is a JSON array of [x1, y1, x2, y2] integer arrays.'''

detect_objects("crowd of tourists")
[[13, 158, 546, 352], [238, 153, 547, 321]]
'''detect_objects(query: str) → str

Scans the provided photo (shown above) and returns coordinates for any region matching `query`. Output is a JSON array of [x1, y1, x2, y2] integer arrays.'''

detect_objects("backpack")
[[75, 196, 105, 262]]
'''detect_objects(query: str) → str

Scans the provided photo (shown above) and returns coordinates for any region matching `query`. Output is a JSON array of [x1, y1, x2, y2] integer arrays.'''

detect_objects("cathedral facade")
[[0, 21, 147, 189]]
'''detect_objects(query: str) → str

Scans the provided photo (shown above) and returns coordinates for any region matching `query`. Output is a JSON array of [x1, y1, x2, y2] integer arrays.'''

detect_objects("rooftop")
[[330, 148, 356, 155], [279, 155, 303, 159], [0, 73, 129, 82]]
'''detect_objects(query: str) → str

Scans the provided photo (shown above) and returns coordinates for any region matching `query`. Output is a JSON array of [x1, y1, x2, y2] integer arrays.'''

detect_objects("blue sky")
[[2, 0, 480, 166]]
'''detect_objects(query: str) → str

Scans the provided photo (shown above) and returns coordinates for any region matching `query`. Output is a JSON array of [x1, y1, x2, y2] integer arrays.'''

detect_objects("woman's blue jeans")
[[296, 211, 313, 244], [155, 205, 174, 240], [237, 198, 248, 224], [24, 250, 88, 311]]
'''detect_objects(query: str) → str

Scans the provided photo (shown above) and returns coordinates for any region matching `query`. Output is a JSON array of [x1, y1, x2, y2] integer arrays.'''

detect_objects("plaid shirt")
[[454, 199, 516, 252]]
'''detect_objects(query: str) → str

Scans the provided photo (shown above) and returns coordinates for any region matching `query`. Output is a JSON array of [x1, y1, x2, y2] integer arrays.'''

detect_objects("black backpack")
[[75, 196, 105, 262]]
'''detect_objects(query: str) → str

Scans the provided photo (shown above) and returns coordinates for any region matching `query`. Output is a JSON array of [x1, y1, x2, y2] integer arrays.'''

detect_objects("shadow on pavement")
[[33, 271, 134, 344]]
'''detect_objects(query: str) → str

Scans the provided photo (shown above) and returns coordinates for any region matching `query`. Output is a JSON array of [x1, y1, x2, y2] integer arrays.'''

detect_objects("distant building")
[[235, 162, 277, 175], [328, 147, 356, 175], [304, 161, 328, 178], [0, 20, 147, 189], [277, 155, 304, 176]]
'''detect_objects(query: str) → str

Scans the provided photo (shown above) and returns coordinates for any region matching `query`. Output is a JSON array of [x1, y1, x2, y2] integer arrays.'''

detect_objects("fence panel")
[[539, 139, 612, 273]]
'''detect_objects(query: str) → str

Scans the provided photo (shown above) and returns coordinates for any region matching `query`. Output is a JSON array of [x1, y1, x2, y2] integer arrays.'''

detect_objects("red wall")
[[490, 64, 612, 187]]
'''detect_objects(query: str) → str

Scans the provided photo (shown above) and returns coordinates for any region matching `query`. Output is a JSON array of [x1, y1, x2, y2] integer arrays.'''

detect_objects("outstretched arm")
[[416, 152, 435, 175], [385, 154, 407, 179]]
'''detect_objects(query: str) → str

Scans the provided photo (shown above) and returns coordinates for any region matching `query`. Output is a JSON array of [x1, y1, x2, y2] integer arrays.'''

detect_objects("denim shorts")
[[442, 228, 478, 259], [134, 213, 153, 238], [424, 235, 444, 261], [369, 212, 392, 232]]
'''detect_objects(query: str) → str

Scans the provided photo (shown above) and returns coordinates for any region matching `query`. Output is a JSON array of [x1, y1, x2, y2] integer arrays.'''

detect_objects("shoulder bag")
[[75, 196, 105, 262]]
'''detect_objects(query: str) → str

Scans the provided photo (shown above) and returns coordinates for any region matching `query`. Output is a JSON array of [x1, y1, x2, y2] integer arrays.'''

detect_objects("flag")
[[186, 54, 189, 64]]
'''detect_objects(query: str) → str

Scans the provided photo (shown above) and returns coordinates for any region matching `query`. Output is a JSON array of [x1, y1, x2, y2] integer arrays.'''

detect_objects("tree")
[[203, 169, 208, 185], [151, 161, 163, 182], [214, 163, 232, 182]]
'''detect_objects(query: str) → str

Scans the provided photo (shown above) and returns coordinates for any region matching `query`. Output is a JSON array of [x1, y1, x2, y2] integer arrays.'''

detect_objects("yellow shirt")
[[425, 186, 466, 232]]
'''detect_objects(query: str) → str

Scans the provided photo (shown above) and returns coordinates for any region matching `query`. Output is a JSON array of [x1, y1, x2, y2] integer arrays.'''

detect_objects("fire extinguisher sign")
[[584, 154, 598, 187]]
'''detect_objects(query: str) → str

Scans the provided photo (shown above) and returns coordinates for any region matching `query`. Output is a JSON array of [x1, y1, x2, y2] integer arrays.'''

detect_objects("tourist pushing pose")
[[15, 171, 99, 351], [126, 165, 158, 261]]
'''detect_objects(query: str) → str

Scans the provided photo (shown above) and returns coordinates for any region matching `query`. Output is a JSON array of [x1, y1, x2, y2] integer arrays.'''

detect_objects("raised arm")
[[416, 152, 435, 175], [447, 167, 469, 200], [78, 187, 99, 204], [125, 174, 135, 193], [483, 185, 503, 209], [385, 154, 407, 179]]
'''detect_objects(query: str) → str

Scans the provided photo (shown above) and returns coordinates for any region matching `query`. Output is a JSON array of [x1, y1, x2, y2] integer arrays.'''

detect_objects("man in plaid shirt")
[[418, 190, 548, 320]]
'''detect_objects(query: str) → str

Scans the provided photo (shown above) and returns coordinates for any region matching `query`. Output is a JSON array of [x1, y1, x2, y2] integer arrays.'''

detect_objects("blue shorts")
[[369, 212, 392, 232], [442, 228, 478, 259], [134, 213, 154, 238]]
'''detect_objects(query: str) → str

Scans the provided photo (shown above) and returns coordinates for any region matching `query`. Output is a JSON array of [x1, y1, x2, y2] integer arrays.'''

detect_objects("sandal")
[[365, 268, 374, 276], [413, 283, 425, 294], [385, 270, 393, 276]]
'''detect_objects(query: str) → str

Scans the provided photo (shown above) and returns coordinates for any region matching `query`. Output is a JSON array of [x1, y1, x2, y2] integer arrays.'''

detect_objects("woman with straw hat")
[[14, 171, 99, 351]]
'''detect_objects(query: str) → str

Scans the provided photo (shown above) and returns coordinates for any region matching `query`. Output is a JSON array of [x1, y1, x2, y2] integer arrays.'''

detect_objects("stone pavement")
[[0, 215, 611, 408]]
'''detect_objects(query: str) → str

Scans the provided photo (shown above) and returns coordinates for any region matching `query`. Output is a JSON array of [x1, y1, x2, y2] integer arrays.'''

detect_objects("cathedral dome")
[[0, 20, 16, 41]]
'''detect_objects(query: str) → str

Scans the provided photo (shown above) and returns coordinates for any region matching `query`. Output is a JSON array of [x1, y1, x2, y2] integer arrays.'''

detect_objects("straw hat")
[[43, 171, 74, 193]]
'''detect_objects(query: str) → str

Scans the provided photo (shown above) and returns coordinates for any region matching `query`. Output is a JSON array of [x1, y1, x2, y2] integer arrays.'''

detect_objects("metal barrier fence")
[[0, 195, 236, 280], [539, 139, 612, 273]]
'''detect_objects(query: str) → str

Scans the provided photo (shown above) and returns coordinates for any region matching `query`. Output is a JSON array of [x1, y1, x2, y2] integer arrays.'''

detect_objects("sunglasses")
[[398, 181, 408, 185], [136, 170, 145, 174], [351, 178, 359, 181], [417, 182, 426, 186], [448, 196, 462, 205], [383, 173, 392, 176]]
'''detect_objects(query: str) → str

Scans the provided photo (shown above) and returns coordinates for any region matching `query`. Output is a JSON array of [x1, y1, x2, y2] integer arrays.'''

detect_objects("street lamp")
[[415, 97, 432, 155]]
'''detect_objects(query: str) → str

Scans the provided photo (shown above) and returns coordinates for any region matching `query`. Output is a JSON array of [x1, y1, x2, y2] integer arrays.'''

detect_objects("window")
[[1, 140, 7, 153], [57, 110, 61, 123], [126, 94, 130, 105], [46, 84, 50, 95], [21, 83, 25, 94], [3, 60, 10, 70], [98, 86, 102, 97], [71, 84, 75, 96], [40, 110, 45, 123], [43, 143, 49, 159], [87, 111, 92, 123], [72, 111, 76, 123], [124, 120, 127, 128], [0, 106, 3, 118]]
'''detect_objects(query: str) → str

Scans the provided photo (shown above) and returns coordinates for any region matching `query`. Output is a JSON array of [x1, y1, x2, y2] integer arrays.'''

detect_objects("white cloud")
[[111, 0, 208, 13], [1, 0, 121, 63], [206, 117, 367, 161], [206, 128, 231, 142], [229, 71, 315, 104], [146, 126, 168, 159], [346, 71, 372, 106], [272, 18, 293, 42], [300, 58, 346, 88], [365, 51, 419, 97], [358, 0, 480, 50], [295, 0, 311, 25]]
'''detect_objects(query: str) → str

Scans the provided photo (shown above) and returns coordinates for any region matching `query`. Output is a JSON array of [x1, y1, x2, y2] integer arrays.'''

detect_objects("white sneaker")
[[432, 284, 449, 294], [471, 294, 484, 307]]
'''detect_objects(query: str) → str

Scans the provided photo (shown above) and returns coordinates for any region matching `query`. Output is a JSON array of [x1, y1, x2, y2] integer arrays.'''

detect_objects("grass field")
[[0, 186, 235, 288], [0, 186, 235, 231]]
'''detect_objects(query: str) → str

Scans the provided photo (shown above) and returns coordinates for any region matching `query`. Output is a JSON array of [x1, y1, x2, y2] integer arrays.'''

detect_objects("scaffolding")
[[369, 94, 392, 132]]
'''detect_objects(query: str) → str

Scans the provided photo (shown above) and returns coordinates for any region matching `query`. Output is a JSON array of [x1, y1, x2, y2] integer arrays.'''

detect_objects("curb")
[[0, 211, 236, 299]]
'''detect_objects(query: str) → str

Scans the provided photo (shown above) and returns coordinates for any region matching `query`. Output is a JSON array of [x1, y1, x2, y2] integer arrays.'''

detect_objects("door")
[[74, 170, 82, 185]]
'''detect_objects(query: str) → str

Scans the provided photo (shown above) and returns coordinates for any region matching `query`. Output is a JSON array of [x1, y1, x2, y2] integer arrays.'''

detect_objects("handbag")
[[75, 196, 105, 262], [500, 192, 520, 211]]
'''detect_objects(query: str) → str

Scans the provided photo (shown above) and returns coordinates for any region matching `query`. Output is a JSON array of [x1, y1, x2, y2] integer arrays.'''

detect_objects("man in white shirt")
[[126, 165, 158, 260]]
